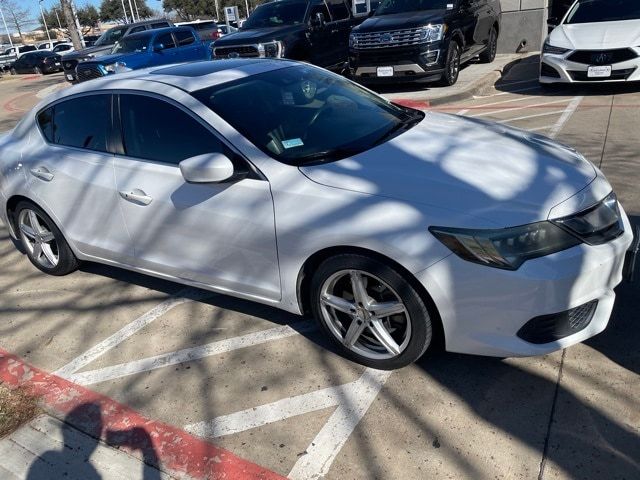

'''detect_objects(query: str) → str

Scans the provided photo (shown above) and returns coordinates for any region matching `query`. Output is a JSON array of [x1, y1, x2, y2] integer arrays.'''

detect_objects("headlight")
[[552, 192, 623, 245], [349, 33, 356, 48], [258, 41, 284, 58], [104, 61, 131, 74], [419, 24, 446, 43], [543, 42, 570, 55], [430, 222, 581, 270]]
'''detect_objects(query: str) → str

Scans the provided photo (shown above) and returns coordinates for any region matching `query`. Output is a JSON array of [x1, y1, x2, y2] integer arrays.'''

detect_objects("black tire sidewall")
[[14, 201, 79, 276], [310, 254, 432, 370], [480, 28, 497, 63], [443, 42, 461, 86]]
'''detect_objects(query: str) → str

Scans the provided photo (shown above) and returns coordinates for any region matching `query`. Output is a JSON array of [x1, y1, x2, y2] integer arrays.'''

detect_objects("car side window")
[[326, 0, 350, 21], [43, 95, 111, 152], [156, 33, 176, 49], [309, 3, 331, 22], [119, 94, 225, 165], [152, 22, 170, 29], [129, 25, 146, 34], [175, 30, 196, 46]]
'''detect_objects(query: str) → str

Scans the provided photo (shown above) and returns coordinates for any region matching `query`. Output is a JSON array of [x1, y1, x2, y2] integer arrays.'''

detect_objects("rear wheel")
[[33, 66, 42, 75], [310, 254, 433, 370], [479, 27, 498, 63], [10, 67, 16, 75], [15, 201, 80, 276], [440, 41, 461, 86]]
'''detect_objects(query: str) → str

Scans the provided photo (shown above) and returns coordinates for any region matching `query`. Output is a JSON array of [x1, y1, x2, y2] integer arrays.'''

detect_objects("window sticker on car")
[[282, 138, 304, 149]]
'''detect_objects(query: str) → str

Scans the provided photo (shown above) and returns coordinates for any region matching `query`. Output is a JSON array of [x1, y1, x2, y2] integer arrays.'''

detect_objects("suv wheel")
[[440, 41, 461, 86], [33, 66, 42, 75], [479, 27, 498, 63], [310, 254, 433, 370], [15, 201, 80, 276]]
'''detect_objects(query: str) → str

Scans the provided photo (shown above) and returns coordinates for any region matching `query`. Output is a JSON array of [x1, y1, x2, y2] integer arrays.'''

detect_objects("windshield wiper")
[[296, 146, 363, 165], [372, 113, 423, 147]]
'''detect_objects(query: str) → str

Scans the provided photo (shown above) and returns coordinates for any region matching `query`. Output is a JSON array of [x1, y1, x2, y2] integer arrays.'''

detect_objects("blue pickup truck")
[[75, 26, 211, 82]]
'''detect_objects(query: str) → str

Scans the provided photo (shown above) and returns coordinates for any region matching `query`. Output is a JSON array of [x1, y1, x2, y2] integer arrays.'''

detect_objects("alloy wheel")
[[448, 46, 460, 83], [319, 269, 412, 360], [18, 209, 59, 269]]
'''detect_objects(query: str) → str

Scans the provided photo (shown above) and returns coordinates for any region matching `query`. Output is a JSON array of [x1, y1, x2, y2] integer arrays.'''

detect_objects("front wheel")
[[310, 254, 433, 370], [479, 27, 498, 63], [15, 201, 80, 276], [440, 41, 461, 86], [33, 66, 42, 75]]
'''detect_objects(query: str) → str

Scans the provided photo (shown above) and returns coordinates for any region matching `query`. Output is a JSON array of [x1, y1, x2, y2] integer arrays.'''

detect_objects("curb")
[[0, 348, 286, 480]]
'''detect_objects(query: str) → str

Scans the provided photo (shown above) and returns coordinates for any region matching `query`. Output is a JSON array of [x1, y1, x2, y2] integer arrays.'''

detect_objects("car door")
[[13, 56, 28, 73], [308, 2, 334, 67], [26, 94, 134, 262], [173, 29, 205, 61], [152, 32, 179, 65], [112, 93, 281, 301], [324, 0, 356, 67]]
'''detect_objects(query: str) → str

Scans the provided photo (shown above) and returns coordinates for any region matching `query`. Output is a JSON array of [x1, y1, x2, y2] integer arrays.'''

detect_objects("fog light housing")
[[517, 301, 598, 344]]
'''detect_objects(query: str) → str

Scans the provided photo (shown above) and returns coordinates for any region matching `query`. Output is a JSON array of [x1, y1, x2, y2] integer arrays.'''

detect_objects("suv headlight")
[[349, 33, 356, 48], [104, 61, 131, 74], [258, 41, 284, 58], [430, 193, 623, 270], [543, 42, 570, 55], [419, 24, 446, 43]]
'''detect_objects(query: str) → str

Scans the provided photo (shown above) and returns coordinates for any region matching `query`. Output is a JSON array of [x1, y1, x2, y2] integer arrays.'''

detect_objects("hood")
[[354, 10, 448, 33], [64, 44, 114, 60], [300, 113, 598, 228], [549, 19, 640, 50], [213, 24, 307, 46]]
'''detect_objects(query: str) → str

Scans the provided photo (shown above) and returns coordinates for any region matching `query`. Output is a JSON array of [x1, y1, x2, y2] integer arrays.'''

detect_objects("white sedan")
[[0, 60, 635, 369], [541, 0, 640, 84]]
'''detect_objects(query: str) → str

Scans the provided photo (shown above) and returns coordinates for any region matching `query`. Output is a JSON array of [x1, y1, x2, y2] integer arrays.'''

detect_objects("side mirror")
[[153, 43, 165, 52], [179, 153, 235, 184], [311, 12, 326, 29]]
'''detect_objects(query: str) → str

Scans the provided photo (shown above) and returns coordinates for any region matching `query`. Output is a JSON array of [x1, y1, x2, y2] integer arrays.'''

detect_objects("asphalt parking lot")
[[0, 59, 639, 479]]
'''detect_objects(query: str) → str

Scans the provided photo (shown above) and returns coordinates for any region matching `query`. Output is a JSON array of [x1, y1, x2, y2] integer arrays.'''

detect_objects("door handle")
[[119, 189, 153, 205], [30, 166, 54, 181]]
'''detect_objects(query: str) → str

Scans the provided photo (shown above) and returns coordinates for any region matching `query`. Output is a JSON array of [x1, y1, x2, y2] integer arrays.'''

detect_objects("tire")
[[310, 254, 433, 370], [33, 66, 42, 75], [439, 41, 461, 87], [14, 201, 80, 276], [479, 27, 498, 64], [10, 67, 16, 75]]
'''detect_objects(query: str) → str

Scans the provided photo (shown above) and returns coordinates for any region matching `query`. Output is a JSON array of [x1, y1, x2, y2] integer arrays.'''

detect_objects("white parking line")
[[54, 288, 209, 378], [470, 98, 570, 118], [498, 109, 567, 124], [465, 94, 545, 110], [66, 323, 315, 386], [475, 85, 542, 98], [549, 96, 583, 139]]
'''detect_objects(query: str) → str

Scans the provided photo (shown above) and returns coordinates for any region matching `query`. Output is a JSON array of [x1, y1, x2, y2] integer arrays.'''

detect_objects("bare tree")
[[0, 0, 32, 42]]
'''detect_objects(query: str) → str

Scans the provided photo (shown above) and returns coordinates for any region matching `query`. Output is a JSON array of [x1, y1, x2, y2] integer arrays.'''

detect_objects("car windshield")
[[376, 0, 455, 15], [94, 26, 128, 46], [565, 0, 640, 24], [193, 64, 423, 166], [242, 0, 308, 29], [112, 36, 151, 54]]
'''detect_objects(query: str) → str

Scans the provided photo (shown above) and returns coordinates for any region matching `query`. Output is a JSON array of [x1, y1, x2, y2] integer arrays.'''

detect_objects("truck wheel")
[[440, 42, 461, 86], [479, 27, 498, 63]]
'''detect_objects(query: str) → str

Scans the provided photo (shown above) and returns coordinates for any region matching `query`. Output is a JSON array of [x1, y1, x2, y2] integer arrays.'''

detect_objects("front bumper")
[[416, 204, 634, 357], [540, 47, 640, 84], [349, 42, 445, 83]]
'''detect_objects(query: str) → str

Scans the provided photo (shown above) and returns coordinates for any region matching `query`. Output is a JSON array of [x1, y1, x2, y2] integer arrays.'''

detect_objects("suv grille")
[[568, 48, 638, 65], [213, 46, 259, 58], [63, 59, 78, 71], [76, 64, 105, 82], [352, 27, 427, 49]]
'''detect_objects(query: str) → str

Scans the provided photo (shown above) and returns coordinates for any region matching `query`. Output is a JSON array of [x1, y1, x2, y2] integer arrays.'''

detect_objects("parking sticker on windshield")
[[282, 138, 304, 149]]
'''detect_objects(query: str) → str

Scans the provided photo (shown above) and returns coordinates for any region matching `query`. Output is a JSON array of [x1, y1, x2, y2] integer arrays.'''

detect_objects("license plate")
[[587, 65, 612, 78], [66, 74, 74, 81], [376, 66, 394, 77]]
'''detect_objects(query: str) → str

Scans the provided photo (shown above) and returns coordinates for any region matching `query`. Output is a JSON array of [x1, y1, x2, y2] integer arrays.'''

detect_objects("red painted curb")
[[2, 92, 33, 113], [391, 99, 431, 110], [0, 349, 286, 480]]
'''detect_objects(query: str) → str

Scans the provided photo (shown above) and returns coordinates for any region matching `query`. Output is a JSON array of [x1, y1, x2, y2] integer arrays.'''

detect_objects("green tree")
[[77, 5, 100, 34], [100, 0, 155, 23]]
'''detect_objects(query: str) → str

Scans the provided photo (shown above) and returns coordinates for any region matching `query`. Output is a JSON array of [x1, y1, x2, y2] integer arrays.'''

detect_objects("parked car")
[[176, 19, 221, 42], [212, 0, 366, 71], [37, 41, 65, 51], [62, 18, 173, 83], [9, 51, 62, 75], [52, 43, 75, 56], [0, 45, 37, 72], [540, 0, 640, 85], [83, 35, 101, 47], [218, 25, 238, 36], [75, 27, 211, 82], [0, 59, 635, 369], [349, 0, 501, 86]]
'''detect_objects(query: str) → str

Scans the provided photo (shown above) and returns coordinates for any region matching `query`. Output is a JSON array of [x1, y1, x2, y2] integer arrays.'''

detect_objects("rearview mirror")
[[179, 153, 235, 183]]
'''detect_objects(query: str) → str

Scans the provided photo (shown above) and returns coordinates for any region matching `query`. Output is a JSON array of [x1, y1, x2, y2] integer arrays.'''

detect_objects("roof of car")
[[124, 26, 195, 40]]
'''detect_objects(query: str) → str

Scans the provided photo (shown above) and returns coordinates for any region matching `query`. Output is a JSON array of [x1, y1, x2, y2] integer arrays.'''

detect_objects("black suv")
[[349, 0, 501, 86], [62, 18, 173, 83], [212, 0, 365, 70]]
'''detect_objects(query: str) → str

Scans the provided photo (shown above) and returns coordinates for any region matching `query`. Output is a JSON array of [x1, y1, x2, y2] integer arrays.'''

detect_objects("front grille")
[[517, 301, 598, 344], [354, 46, 428, 65], [63, 59, 78, 71], [540, 62, 561, 78], [568, 67, 636, 82], [76, 64, 105, 82], [213, 45, 259, 58], [568, 48, 638, 65], [352, 27, 427, 49]]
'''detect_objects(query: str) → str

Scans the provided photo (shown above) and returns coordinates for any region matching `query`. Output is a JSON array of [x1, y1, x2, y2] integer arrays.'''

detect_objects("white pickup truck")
[[0, 45, 37, 72]]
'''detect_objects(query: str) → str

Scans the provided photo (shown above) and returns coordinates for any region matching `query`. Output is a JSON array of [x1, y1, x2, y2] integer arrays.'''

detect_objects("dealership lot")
[[0, 58, 638, 479]]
